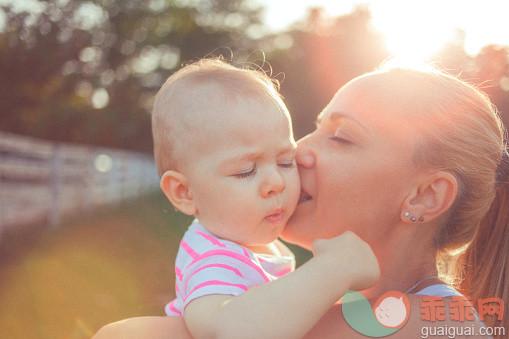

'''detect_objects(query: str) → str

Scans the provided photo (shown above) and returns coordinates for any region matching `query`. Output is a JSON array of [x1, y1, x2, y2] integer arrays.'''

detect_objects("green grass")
[[0, 192, 311, 338]]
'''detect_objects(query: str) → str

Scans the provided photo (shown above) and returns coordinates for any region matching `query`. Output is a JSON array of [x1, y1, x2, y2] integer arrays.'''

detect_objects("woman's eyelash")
[[329, 136, 350, 144]]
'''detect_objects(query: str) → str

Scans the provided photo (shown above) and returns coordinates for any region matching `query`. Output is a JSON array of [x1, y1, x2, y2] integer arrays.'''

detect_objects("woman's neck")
[[362, 228, 438, 299]]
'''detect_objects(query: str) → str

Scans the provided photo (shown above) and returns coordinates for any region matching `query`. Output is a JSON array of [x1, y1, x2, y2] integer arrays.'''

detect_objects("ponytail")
[[461, 149, 509, 334], [372, 67, 507, 334]]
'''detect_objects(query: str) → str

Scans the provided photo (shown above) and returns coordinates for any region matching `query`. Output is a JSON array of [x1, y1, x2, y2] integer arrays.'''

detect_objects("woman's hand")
[[311, 231, 380, 291]]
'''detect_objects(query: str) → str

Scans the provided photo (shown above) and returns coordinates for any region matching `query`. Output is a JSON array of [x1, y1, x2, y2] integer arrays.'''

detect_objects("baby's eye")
[[278, 160, 295, 168], [233, 167, 256, 178]]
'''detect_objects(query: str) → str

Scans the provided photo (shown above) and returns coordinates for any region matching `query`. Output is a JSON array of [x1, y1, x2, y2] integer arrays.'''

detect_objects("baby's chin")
[[242, 232, 281, 249]]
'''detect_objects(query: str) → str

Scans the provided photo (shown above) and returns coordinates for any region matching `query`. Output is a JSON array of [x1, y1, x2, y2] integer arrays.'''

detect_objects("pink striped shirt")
[[166, 220, 295, 316]]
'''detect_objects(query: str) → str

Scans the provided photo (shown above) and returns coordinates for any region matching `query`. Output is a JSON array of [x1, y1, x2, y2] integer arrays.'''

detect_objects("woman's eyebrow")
[[317, 111, 368, 131]]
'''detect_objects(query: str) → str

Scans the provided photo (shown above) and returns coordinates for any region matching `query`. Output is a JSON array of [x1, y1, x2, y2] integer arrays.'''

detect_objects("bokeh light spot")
[[91, 88, 110, 109], [94, 154, 113, 173]]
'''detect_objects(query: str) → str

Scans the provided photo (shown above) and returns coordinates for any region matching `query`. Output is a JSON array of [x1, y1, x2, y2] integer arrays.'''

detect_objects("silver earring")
[[404, 211, 423, 222]]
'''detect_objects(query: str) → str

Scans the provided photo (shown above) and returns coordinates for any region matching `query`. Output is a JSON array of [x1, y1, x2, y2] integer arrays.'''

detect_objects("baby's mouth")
[[265, 208, 285, 224], [298, 190, 312, 204]]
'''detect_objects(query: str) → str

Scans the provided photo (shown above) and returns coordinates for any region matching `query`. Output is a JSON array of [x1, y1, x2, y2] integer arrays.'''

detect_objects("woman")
[[95, 65, 509, 338]]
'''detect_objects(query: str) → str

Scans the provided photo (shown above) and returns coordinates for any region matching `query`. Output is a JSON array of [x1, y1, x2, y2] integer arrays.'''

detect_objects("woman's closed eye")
[[329, 128, 353, 144], [329, 135, 351, 144]]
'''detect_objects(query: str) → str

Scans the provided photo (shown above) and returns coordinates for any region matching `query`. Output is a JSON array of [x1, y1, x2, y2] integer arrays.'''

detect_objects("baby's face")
[[183, 96, 300, 249]]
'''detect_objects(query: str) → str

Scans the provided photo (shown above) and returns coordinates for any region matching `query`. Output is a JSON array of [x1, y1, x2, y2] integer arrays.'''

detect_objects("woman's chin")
[[281, 220, 313, 250], [281, 199, 316, 249]]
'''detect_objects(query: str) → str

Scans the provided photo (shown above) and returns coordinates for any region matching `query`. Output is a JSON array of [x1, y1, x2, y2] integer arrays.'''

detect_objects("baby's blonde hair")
[[151, 58, 285, 177], [369, 66, 508, 333]]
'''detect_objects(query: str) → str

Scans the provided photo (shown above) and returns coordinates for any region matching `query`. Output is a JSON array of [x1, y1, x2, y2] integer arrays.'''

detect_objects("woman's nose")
[[261, 169, 286, 198], [296, 136, 316, 168]]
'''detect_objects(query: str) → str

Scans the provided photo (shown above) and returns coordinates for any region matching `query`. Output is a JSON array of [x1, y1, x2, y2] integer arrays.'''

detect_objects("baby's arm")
[[184, 231, 380, 339]]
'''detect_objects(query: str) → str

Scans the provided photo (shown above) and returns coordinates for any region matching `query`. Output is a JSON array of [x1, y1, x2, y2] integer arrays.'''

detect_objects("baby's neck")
[[246, 242, 280, 256]]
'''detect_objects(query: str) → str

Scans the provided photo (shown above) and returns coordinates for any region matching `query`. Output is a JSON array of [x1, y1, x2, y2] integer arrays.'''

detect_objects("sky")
[[256, 0, 509, 58]]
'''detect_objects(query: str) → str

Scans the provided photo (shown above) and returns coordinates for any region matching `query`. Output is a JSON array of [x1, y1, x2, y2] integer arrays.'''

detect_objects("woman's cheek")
[[291, 169, 301, 202]]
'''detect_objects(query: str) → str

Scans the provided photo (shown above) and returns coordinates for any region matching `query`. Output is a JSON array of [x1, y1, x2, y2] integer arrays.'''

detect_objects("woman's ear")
[[401, 171, 458, 223], [160, 170, 197, 215]]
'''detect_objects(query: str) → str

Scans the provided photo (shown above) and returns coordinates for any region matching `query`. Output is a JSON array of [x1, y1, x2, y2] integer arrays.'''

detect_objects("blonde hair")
[[151, 58, 285, 177], [372, 66, 508, 333]]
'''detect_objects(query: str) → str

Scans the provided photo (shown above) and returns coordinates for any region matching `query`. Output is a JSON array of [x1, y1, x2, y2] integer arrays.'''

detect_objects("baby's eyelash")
[[234, 167, 256, 178], [279, 161, 295, 168]]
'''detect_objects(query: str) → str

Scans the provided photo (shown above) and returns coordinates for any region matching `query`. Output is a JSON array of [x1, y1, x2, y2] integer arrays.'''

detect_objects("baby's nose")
[[261, 171, 286, 198]]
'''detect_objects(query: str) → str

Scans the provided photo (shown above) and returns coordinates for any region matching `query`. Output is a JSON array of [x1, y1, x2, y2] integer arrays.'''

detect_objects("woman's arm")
[[93, 316, 191, 339], [184, 231, 380, 339]]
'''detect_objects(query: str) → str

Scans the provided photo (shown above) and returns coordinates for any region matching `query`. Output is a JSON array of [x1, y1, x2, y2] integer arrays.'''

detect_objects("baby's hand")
[[311, 231, 380, 292]]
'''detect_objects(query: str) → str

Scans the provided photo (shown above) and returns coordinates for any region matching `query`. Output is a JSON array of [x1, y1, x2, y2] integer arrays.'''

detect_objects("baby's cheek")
[[290, 183, 300, 202]]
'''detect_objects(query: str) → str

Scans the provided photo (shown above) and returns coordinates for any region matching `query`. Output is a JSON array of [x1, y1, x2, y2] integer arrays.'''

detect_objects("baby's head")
[[152, 59, 300, 249]]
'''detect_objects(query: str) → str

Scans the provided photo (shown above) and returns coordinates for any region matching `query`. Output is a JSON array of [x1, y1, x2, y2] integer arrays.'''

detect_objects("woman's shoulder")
[[415, 283, 463, 297], [401, 292, 486, 338], [304, 286, 486, 338]]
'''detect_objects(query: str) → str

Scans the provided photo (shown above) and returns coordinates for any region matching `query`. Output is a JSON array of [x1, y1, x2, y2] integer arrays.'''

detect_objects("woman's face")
[[281, 74, 422, 250]]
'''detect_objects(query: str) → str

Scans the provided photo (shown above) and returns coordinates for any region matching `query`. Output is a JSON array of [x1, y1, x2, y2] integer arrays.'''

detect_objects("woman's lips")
[[298, 190, 312, 204], [265, 208, 285, 224]]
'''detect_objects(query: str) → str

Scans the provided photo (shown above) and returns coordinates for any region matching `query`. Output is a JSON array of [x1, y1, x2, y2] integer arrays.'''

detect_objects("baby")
[[151, 58, 379, 338]]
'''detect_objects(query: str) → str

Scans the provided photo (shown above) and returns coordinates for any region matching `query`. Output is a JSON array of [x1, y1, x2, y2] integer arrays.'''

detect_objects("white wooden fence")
[[0, 131, 160, 236]]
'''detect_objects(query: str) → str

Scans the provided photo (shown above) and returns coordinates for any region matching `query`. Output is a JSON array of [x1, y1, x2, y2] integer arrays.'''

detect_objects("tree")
[[0, 0, 265, 152], [266, 6, 390, 139]]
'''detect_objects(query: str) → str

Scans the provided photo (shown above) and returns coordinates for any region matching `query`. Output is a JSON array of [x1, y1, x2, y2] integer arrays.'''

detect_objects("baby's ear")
[[160, 170, 197, 215]]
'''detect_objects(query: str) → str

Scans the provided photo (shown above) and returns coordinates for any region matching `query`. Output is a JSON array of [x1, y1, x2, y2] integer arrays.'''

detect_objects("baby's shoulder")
[[178, 221, 253, 260]]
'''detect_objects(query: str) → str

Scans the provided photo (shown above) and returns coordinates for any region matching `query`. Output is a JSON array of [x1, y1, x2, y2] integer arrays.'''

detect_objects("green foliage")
[[0, 0, 263, 152]]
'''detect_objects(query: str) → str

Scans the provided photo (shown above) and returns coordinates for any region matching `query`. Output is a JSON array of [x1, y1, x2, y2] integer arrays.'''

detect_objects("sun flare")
[[369, 1, 457, 63], [368, 0, 509, 62], [260, 0, 509, 65]]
